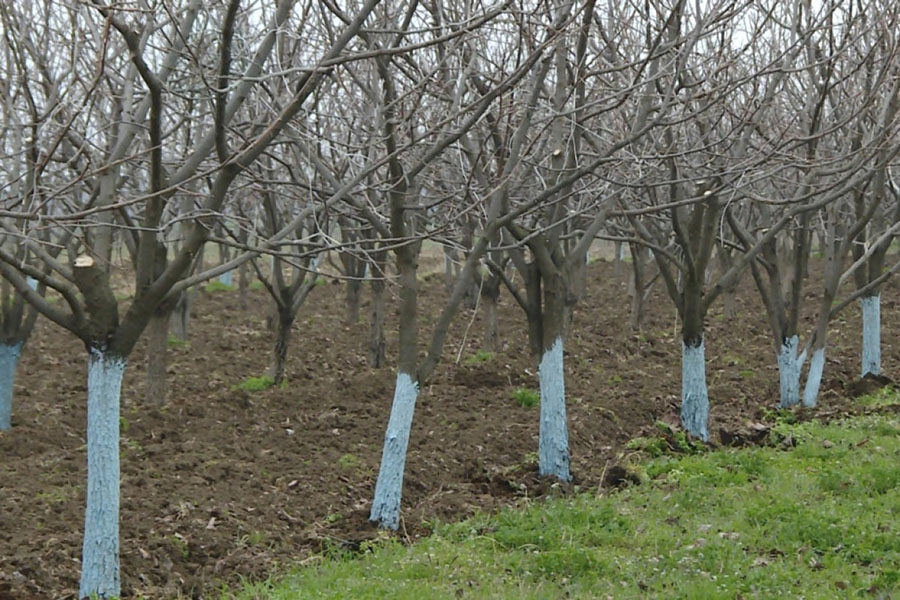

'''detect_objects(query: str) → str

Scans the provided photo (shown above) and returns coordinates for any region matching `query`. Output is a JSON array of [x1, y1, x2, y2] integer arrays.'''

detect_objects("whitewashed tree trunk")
[[861, 294, 881, 377], [0, 342, 23, 430], [681, 339, 709, 441], [802, 348, 826, 407], [538, 337, 570, 481], [777, 335, 801, 408], [80, 350, 126, 600], [370, 372, 419, 530]]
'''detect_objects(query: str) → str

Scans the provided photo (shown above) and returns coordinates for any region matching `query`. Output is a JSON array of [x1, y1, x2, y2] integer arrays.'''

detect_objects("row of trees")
[[1, 0, 898, 597]]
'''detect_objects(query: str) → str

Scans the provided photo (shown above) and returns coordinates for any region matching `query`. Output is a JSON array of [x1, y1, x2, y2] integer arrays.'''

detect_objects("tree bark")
[[0, 342, 23, 430], [238, 260, 249, 309], [629, 243, 646, 331], [367, 252, 387, 368], [482, 276, 500, 353], [369, 372, 419, 530], [144, 311, 169, 406], [861, 294, 881, 377], [681, 337, 709, 441], [537, 270, 571, 481], [777, 335, 802, 408], [345, 277, 362, 326], [168, 290, 192, 343], [80, 349, 126, 600], [270, 308, 293, 385]]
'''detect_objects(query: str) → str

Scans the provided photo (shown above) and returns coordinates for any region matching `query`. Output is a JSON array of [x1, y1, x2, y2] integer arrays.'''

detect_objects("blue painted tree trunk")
[[218, 270, 234, 287], [538, 337, 571, 481], [0, 342, 23, 430], [777, 335, 801, 408], [80, 350, 126, 600], [861, 295, 881, 377], [802, 348, 825, 408], [681, 339, 709, 441], [370, 372, 419, 530]]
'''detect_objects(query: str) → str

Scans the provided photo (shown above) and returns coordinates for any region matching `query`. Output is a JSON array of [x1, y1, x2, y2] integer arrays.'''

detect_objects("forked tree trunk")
[[145, 312, 169, 405], [80, 349, 126, 600], [0, 342, 23, 430]]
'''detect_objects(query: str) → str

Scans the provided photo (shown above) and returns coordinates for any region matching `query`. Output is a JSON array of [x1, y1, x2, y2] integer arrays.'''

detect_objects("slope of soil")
[[0, 260, 896, 598]]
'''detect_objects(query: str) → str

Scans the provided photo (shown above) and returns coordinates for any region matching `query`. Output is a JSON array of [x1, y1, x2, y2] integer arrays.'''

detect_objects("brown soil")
[[0, 260, 897, 599]]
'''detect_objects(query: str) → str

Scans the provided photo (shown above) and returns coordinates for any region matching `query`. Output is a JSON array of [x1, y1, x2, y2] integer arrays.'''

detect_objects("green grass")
[[206, 280, 234, 293], [167, 334, 189, 348], [226, 406, 900, 599], [464, 350, 495, 366], [232, 375, 277, 392], [511, 387, 539, 408]]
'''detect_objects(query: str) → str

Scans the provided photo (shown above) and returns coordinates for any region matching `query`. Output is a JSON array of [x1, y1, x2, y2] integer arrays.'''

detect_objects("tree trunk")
[[538, 272, 571, 481], [776, 335, 801, 408], [80, 350, 126, 600], [443, 245, 459, 293], [168, 291, 191, 343], [367, 253, 387, 368], [371, 246, 419, 530], [144, 312, 169, 406], [238, 260, 249, 309], [681, 337, 709, 441], [345, 277, 362, 326], [0, 342, 23, 430], [613, 241, 625, 280], [369, 371, 419, 530], [861, 294, 881, 377], [270, 309, 293, 385], [802, 346, 826, 408], [538, 336, 570, 481], [629, 243, 645, 331], [217, 269, 233, 287], [482, 278, 500, 353]]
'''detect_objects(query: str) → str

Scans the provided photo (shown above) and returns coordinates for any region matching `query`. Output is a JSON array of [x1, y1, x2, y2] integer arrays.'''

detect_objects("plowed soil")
[[1, 259, 897, 598]]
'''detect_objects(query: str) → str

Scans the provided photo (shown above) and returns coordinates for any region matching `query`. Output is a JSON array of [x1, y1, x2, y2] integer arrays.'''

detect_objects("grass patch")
[[232, 375, 277, 392], [167, 334, 189, 348], [464, 350, 495, 366], [206, 280, 234, 293], [858, 386, 897, 407], [511, 387, 539, 408], [338, 454, 362, 471], [228, 400, 900, 599]]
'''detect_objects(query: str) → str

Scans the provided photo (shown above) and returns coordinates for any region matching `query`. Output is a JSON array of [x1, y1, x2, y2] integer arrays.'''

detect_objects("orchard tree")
[[0, 0, 382, 596]]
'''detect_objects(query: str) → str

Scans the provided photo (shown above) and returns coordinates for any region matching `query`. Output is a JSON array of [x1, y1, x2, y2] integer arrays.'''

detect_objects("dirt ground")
[[0, 259, 897, 599]]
